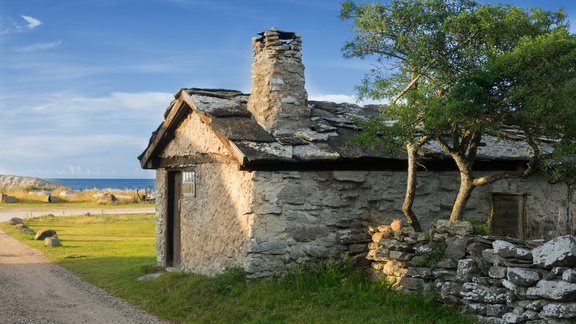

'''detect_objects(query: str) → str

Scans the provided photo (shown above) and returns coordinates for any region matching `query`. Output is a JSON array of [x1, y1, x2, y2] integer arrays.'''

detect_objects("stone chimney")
[[247, 28, 311, 134]]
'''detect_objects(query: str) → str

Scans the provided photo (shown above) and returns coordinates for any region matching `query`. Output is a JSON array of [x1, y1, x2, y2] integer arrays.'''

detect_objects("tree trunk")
[[450, 156, 476, 221], [402, 143, 423, 231]]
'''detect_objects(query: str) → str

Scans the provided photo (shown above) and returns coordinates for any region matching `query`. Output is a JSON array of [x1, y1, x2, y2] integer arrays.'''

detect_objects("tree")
[[340, 0, 575, 223]]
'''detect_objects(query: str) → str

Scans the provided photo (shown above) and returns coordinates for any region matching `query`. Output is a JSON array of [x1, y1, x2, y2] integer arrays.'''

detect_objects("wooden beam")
[[140, 93, 190, 169], [158, 154, 238, 168]]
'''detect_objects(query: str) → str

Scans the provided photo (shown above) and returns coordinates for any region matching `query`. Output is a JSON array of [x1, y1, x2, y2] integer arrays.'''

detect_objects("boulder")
[[8, 217, 24, 225], [93, 192, 118, 203], [20, 228, 34, 234], [435, 220, 473, 236], [15, 224, 28, 229], [45, 237, 60, 247], [532, 235, 576, 269], [1, 194, 18, 203], [42, 195, 59, 203], [35, 229, 57, 240]]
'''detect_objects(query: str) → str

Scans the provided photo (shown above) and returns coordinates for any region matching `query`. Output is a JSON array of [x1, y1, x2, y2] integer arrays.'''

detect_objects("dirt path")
[[0, 207, 155, 223], [0, 229, 165, 324]]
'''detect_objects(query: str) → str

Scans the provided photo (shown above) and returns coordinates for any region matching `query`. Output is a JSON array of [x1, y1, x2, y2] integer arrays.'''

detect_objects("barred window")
[[182, 171, 196, 196]]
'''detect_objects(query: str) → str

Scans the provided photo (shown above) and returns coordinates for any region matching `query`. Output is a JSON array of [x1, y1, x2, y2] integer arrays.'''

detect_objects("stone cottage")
[[138, 28, 567, 279]]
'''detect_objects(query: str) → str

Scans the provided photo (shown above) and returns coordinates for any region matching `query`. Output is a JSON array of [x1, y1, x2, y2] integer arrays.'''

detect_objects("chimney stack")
[[247, 28, 311, 134]]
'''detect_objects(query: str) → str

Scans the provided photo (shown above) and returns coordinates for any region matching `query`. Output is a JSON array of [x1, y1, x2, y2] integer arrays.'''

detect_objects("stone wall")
[[365, 220, 576, 323], [244, 169, 567, 279]]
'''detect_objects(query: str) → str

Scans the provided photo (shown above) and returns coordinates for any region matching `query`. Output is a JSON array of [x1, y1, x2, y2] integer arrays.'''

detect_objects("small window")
[[182, 171, 196, 196]]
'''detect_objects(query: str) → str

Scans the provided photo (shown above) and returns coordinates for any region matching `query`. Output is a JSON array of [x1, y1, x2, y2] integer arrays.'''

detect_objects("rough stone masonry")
[[365, 219, 576, 323]]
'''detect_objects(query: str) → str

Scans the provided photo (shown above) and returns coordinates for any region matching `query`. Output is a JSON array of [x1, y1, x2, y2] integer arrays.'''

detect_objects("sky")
[[1, 1, 575, 179]]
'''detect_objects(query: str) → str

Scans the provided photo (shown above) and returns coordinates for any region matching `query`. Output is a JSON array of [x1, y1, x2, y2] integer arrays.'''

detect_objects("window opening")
[[182, 171, 196, 196]]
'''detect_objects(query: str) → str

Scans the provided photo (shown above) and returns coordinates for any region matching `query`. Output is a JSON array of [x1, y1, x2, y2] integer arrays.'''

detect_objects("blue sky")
[[1, 0, 575, 179]]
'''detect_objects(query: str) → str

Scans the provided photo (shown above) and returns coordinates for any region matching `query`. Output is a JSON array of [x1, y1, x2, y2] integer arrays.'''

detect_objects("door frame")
[[166, 171, 182, 269]]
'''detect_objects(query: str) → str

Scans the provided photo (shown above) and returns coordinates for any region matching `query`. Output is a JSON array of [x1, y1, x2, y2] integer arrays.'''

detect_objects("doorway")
[[490, 192, 529, 239], [166, 171, 182, 268]]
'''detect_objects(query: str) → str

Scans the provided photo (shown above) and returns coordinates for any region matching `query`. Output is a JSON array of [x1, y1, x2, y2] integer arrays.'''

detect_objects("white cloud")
[[12, 40, 62, 52], [21, 15, 43, 29], [309, 94, 357, 103]]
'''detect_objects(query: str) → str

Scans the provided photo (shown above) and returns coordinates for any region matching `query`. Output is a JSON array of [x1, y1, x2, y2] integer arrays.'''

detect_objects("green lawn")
[[0, 214, 473, 323]]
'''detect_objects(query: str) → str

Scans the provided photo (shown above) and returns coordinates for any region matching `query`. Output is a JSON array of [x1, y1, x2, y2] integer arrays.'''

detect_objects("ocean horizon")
[[48, 178, 155, 191]]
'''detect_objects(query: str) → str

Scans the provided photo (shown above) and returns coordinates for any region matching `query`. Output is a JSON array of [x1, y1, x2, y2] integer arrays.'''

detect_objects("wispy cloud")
[[12, 40, 62, 52], [21, 15, 43, 29], [0, 15, 43, 35]]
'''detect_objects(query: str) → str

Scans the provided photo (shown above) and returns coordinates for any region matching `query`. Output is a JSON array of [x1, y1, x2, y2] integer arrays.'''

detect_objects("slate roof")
[[138, 88, 543, 171]]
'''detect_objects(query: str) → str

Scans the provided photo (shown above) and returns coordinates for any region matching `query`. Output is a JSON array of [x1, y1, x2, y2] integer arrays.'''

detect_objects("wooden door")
[[166, 171, 182, 268], [490, 193, 528, 239]]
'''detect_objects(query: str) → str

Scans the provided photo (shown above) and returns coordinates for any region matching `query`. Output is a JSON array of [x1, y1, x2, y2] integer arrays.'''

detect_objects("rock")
[[1, 194, 18, 203], [562, 269, 576, 283], [92, 192, 118, 203], [137, 272, 164, 281], [390, 219, 404, 231], [42, 195, 59, 203], [8, 217, 24, 225], [45, 237, 60, 247], [457, 259, 482, 281], [467, 241, 490, 258], [398, 276, 425, 290], [540, 302, 576, 319], [382, 260, 408, 277], [20, 228, 34, 234], [532, 235, 576, 269], [507, 267, 541, 286], [35, 229, 57, 240], [15, 224, 28, 229], [435, 220, 473, 236], [492, 240, 532, 261], [487, 304, 510, 317], [526, 279, 576, 301], [489, 266, 508, 279], [247, 241, 287, 254], [460, 282, 508, 303], [445, 236, 472, 260]]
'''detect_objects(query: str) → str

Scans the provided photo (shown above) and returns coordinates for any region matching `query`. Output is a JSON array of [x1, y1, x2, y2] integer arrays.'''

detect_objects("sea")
[[48, 178, 155, 191]]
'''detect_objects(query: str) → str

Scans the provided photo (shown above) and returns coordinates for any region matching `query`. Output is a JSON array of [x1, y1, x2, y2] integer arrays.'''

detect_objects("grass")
[[0, 214, 473, 324], [0, 187, 155, 208]]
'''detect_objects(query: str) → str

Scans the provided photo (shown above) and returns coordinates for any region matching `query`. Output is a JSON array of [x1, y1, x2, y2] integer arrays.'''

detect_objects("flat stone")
[[493, 240, 532, 261], [137, 272, 165, 281], [507, 267, 541, 286], [526, 279, 576, 301], [540, 302, 576, 319], [532, 235, 576, 269]]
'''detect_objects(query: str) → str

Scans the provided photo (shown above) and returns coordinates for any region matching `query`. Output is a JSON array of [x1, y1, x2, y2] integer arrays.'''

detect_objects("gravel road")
[[0, 228, 165, 324]]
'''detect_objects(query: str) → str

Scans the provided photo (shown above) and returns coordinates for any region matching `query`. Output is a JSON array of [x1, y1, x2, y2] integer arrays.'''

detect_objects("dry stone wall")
[[365, 220, 576, 323]]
